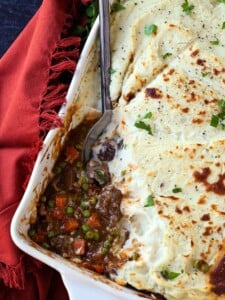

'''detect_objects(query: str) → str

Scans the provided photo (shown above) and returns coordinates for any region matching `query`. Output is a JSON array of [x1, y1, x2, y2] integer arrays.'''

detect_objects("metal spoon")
[[82, 0, 112, 164]]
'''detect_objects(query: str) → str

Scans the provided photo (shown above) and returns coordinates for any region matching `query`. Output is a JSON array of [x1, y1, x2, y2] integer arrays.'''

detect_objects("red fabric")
[[0, 0, 88, 299]]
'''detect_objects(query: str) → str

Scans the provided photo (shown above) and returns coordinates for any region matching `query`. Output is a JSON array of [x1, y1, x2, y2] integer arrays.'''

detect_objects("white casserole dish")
[[10, 15, 158, 300]]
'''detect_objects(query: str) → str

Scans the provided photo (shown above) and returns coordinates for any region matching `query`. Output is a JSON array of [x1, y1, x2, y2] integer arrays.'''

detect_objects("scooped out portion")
[[28, 119, 127, 275]]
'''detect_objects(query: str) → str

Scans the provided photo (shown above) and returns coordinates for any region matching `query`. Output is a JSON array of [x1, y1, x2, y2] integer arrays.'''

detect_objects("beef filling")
[[28, 119, 125, 275]]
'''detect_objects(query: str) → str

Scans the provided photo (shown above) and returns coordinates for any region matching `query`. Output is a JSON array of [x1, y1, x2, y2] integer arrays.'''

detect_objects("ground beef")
[[97, 140, 116, 161], [97, 185, 122, 227], [50, 235, 74, 257]]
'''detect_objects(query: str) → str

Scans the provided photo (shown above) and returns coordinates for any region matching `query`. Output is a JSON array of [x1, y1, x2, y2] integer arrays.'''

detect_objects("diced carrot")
[[87, 212, 101, 228], [73, 239, 86, 255], [53, 207, 64, 220], [65, 146, 79, 162], [55, 194, 68, 208], [93, 264, 104, 274], [64, 218, 79, 232]]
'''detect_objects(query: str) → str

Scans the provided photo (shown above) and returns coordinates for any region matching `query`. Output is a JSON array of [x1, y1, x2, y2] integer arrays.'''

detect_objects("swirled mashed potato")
[[96, 0, 225, 299]]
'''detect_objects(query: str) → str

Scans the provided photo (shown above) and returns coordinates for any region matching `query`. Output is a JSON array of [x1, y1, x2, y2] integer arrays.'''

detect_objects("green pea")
[[82, 194, 88, 200], [28, 228, 36, 237], [83, 210, 91, 217], [101, 247, 108, 255], [47, 231, 55, 238], [89, 196, 97, 205], [76, 144, 82, 150], [47, 199, 55, 208], [93, 231, 100, 241], [66, 206, 74, 215], [104, 240, 112, 248], [76, 161, 83, 168], [108, 235, 114, 243], [79, 176, 87, 184], [68, 194, 77, 202], [59, 162, 67, 169], [193, 260, 210, 273], [112, 229, 119, 237], [81, 223, 90, 232], [80, 201, 88, 209], [82, 183, 89, 191], [85, 231, 94, 240], [40, 195, 47, 202]]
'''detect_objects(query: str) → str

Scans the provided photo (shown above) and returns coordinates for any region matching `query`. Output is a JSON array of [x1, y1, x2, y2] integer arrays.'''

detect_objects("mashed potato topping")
[[96, 0, 225, 299]]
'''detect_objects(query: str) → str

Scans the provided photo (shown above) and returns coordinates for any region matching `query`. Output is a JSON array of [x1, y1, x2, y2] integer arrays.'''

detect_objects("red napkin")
[[0, 0, 89, 298]]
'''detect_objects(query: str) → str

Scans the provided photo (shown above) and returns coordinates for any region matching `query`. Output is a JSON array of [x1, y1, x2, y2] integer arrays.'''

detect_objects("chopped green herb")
[[218, 0, 225, 3], [172, 187, 182, 193], [143, 111, 153, 119], [210, 115, 219, 127], [218, 111, 225, 119], [222, 21, 225, 29], [74, 25, 85, 36], [162, 52, 172, 59], [210, 39, 219, 45], [108, 67, 116, 74], [121, 170, 126, 176], [73, 0, 98, 48], [86, 3, 97, 18], [161, 269, 181, 280], [135, 120, 153, 135], [135, 112, 153, 135], [144, 195, 154, 207], [181, 0, 194, 15], [132, 252, 139, 260], [111, 1, 125, 12], [219, 99, 225, 110], [201, 72, 210, 77], [94, 169, 105, 181], [144, 24, 158, 35], [210, 99, 225, 129]]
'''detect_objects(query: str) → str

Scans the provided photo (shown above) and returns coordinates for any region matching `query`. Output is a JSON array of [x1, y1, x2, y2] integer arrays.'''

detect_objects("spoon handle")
[[99, 0, 112, 112]]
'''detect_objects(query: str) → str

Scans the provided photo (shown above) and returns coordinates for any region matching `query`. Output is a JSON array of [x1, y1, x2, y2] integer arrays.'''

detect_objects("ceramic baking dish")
[[10, 14, 160, 300]]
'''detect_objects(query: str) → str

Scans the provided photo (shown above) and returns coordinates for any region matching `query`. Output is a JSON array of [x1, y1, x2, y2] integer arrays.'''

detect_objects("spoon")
[[82, 0, 112, 164]]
